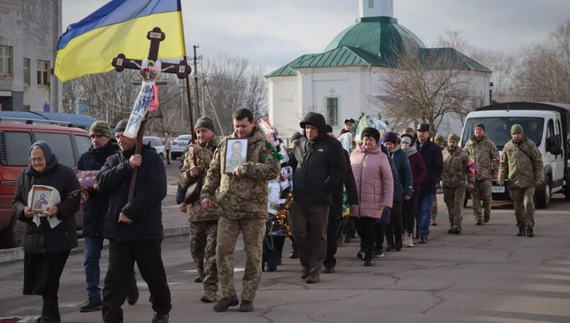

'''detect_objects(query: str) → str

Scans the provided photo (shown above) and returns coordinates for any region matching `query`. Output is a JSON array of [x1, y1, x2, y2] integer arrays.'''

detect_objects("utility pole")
[[192, 45, 203, 120]]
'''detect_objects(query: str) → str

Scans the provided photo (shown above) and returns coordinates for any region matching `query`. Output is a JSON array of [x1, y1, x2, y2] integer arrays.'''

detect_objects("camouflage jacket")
[[200, 126, 281, 220], [442, 146, 475, 188], [498, 138, 545, 188], [463, 135, 499, 181], [179, 136, 221, 222]]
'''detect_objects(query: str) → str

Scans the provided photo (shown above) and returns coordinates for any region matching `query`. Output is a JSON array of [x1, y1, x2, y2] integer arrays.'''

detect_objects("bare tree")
[[376, 48, 473, 134], [511, 18, 570, 103]]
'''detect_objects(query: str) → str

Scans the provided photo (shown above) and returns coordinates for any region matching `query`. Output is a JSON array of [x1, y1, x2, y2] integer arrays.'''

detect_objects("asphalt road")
[[1, 188, 570, 323]]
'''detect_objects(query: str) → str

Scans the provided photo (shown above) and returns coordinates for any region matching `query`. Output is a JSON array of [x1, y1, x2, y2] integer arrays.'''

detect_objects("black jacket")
[[97, 144, 167, 241], [290, 113, 347, 205], [330, 149, 358, 217], [416, 138, 444, 194], [77, 141, 119, 236], [12, 156, 81, 254]]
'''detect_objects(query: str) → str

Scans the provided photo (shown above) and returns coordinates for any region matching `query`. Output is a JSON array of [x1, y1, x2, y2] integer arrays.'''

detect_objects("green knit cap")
[[511, 124, 524, 135], [447, 134, 460, 142], [433, 135, 445, 144]]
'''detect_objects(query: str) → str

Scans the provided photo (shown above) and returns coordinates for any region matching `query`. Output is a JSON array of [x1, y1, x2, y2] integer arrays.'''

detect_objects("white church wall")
[[267, 76, 299, 136]]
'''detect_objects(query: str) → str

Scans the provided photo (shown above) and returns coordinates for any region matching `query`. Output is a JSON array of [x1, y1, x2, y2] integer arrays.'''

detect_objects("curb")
[[0, 226, 189, 264]]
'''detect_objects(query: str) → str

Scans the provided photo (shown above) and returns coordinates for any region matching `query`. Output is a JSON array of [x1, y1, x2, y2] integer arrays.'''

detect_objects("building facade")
[[267, 0, 492, 138], [0, 0, 62, 112]]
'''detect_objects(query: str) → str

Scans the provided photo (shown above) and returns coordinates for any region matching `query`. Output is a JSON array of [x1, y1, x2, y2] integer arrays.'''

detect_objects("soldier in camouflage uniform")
[[463, 123, 499, 225], [442, 134, 475, 234], [179, 117, 221, 303], [201, 109, 280, 313], [431, 134, 445, 226], [498, 124, 544, 237]]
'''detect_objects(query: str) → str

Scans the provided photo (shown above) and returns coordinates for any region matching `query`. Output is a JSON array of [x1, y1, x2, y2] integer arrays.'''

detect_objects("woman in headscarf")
[[350, 128, 394, 266], [12, 141, 81, 323]]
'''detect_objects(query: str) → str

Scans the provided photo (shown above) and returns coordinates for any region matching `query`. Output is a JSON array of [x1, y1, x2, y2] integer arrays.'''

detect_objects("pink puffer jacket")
[[350, 144, 394, 218]]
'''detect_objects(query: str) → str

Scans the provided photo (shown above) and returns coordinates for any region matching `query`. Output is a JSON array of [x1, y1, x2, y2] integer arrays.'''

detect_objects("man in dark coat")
[[289, 112, 346, 283], [415, 124, 444, 244], [97, 119, 170, 323], [323, 125, 358, 273], [77, 121, 139, 313]]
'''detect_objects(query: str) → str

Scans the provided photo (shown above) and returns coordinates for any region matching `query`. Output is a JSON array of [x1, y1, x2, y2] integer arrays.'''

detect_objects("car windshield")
[[461, 117, 544, 150]]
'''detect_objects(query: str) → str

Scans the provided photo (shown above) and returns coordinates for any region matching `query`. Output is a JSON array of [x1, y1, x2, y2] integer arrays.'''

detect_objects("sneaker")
[[364, 258, 375, 266], [306, 271, 320, 283], [404, 234, 414, 247], [213, 297, 239, 312], [79, 297, 102, 312], [374, 249, 384, 258], [200, 290, 217, 303], [127, 284, 139, 306], [151, 313, 169, 323], [194, 276, 203, 283], [239, 300, 254, 312], [301, 267, 310, 279]]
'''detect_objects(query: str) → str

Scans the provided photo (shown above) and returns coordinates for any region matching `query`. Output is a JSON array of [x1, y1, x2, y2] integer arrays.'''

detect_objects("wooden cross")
[[111, 27, 191, 78], [110, 27, 191, 201]]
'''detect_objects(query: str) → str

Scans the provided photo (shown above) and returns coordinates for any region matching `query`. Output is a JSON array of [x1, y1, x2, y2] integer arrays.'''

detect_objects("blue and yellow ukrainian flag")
[[55, 0, 186, 82]]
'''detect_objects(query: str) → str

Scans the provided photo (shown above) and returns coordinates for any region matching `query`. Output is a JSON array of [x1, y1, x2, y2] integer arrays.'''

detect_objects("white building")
[[0, 0, 62, 112], [266, 0, 492, 138]]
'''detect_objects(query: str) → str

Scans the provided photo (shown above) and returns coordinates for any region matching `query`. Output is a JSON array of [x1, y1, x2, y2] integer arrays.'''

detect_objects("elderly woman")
[[350, 128, 394, 266], [12, 141, 81, 323]]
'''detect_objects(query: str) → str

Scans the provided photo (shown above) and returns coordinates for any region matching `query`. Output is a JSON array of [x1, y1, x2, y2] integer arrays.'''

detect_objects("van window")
[[75, 135, 91, 159], [35, 132, 75, 166], [2, 131, 34, 166], [462, 117, 544, 149]]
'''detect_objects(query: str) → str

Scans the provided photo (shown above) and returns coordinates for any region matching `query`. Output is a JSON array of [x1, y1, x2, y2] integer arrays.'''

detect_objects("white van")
[[460, 102, 570, 208]]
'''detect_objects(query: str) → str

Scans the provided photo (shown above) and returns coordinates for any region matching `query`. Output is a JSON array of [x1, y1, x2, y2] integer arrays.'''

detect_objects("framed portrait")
[[224, 138, 249, 174], [31, 186, 53, 213]]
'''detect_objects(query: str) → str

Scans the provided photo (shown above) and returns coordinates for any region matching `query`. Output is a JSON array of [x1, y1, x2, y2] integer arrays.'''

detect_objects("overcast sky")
[[61, 0, 570, 73]]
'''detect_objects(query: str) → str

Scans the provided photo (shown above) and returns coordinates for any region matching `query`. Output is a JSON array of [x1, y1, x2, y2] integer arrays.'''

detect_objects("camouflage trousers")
[[189, 220, 218, 291], [471, 180, 492, 221], [431, 198, 438, 222], [509, 187, 536, 229], [443, 187, 466, 230], [216, 216, 265, 302]]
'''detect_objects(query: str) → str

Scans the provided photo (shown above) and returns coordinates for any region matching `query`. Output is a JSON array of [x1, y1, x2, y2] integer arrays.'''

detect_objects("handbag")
[[374, 208, 391, 225], [184, 174, 204, 204]]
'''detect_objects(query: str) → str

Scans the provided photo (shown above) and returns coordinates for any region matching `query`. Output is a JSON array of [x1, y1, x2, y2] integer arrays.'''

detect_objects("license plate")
[[492, 186, 505, 193]]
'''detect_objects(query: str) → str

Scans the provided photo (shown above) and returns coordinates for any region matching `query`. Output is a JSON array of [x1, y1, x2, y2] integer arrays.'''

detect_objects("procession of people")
[[11, 109, 546, 322]]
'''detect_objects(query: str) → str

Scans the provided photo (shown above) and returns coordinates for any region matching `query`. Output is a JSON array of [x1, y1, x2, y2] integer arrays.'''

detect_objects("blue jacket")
[[380, 145, 400, 202], [389, 147, 413, 201]]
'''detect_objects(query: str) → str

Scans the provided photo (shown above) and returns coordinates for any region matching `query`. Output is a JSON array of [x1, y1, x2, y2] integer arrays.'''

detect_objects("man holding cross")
[[97, 119, 171, 323]]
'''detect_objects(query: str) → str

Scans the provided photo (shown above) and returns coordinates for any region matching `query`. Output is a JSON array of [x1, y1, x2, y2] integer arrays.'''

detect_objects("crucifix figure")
[[111, 27, 191, 200]]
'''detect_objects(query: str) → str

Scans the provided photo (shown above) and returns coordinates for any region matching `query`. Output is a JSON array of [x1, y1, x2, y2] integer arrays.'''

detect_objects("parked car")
[[171, 134, 192, 160], [0, 120, 91, 248], [143, 136, 166, 160]]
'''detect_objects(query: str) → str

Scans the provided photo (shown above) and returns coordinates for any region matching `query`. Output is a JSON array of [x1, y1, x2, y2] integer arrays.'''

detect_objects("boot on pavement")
[[213, 297, 239, 312], [127, 283, 139, 305], [306, 271, 320, 283], [517, 227, 526, 236], [200, 290, 217, 303], [151, 313, 169, 323], [79, 297, 102, 312], [239, 300, 255, 312]]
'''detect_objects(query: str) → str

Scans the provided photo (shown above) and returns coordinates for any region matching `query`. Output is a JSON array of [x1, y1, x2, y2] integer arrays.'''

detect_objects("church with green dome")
[[266, 0, 492, 138]]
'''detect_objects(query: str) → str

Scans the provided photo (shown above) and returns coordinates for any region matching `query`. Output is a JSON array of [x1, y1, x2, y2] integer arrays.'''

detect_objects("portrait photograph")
[[31, 186, 53, 213], [224, 138, 249, 174]]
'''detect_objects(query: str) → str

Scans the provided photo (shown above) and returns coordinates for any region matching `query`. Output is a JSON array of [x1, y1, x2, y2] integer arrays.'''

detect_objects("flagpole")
[[177, 0, 198, 165]]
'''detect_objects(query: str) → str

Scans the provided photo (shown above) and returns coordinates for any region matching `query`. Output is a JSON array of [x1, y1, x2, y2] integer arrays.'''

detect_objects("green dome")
[[325, 17, 425, 66]]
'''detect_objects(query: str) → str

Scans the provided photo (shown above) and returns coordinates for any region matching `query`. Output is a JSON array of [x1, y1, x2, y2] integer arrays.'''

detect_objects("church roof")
[[267, 16, 490, 78]]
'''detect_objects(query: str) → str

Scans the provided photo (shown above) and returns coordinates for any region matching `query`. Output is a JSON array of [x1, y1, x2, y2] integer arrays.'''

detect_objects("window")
[[461, 117, 544, 150], [368, 0, 374, 9], [75, 135, 92, 157], [37, 60, 50, 86], [2, 131, 33, 166], [326, 97, 339, 126], [0, 45, 12, 76], [35, 132, 74, 166], [23, 58, 30, 85], [23, 105, 30, 111]]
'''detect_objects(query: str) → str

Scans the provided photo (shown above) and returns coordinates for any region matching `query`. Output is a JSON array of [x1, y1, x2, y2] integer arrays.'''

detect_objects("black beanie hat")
[[114, 119, 129, 133], [325, 124, 333, 133], [361, 127, 380, 143], [383, 131, 399, 145], [195, 117, 216, 133]]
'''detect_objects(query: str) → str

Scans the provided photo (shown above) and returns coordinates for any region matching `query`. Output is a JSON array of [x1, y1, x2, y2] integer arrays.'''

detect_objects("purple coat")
[[350, 144, 394, 218]]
